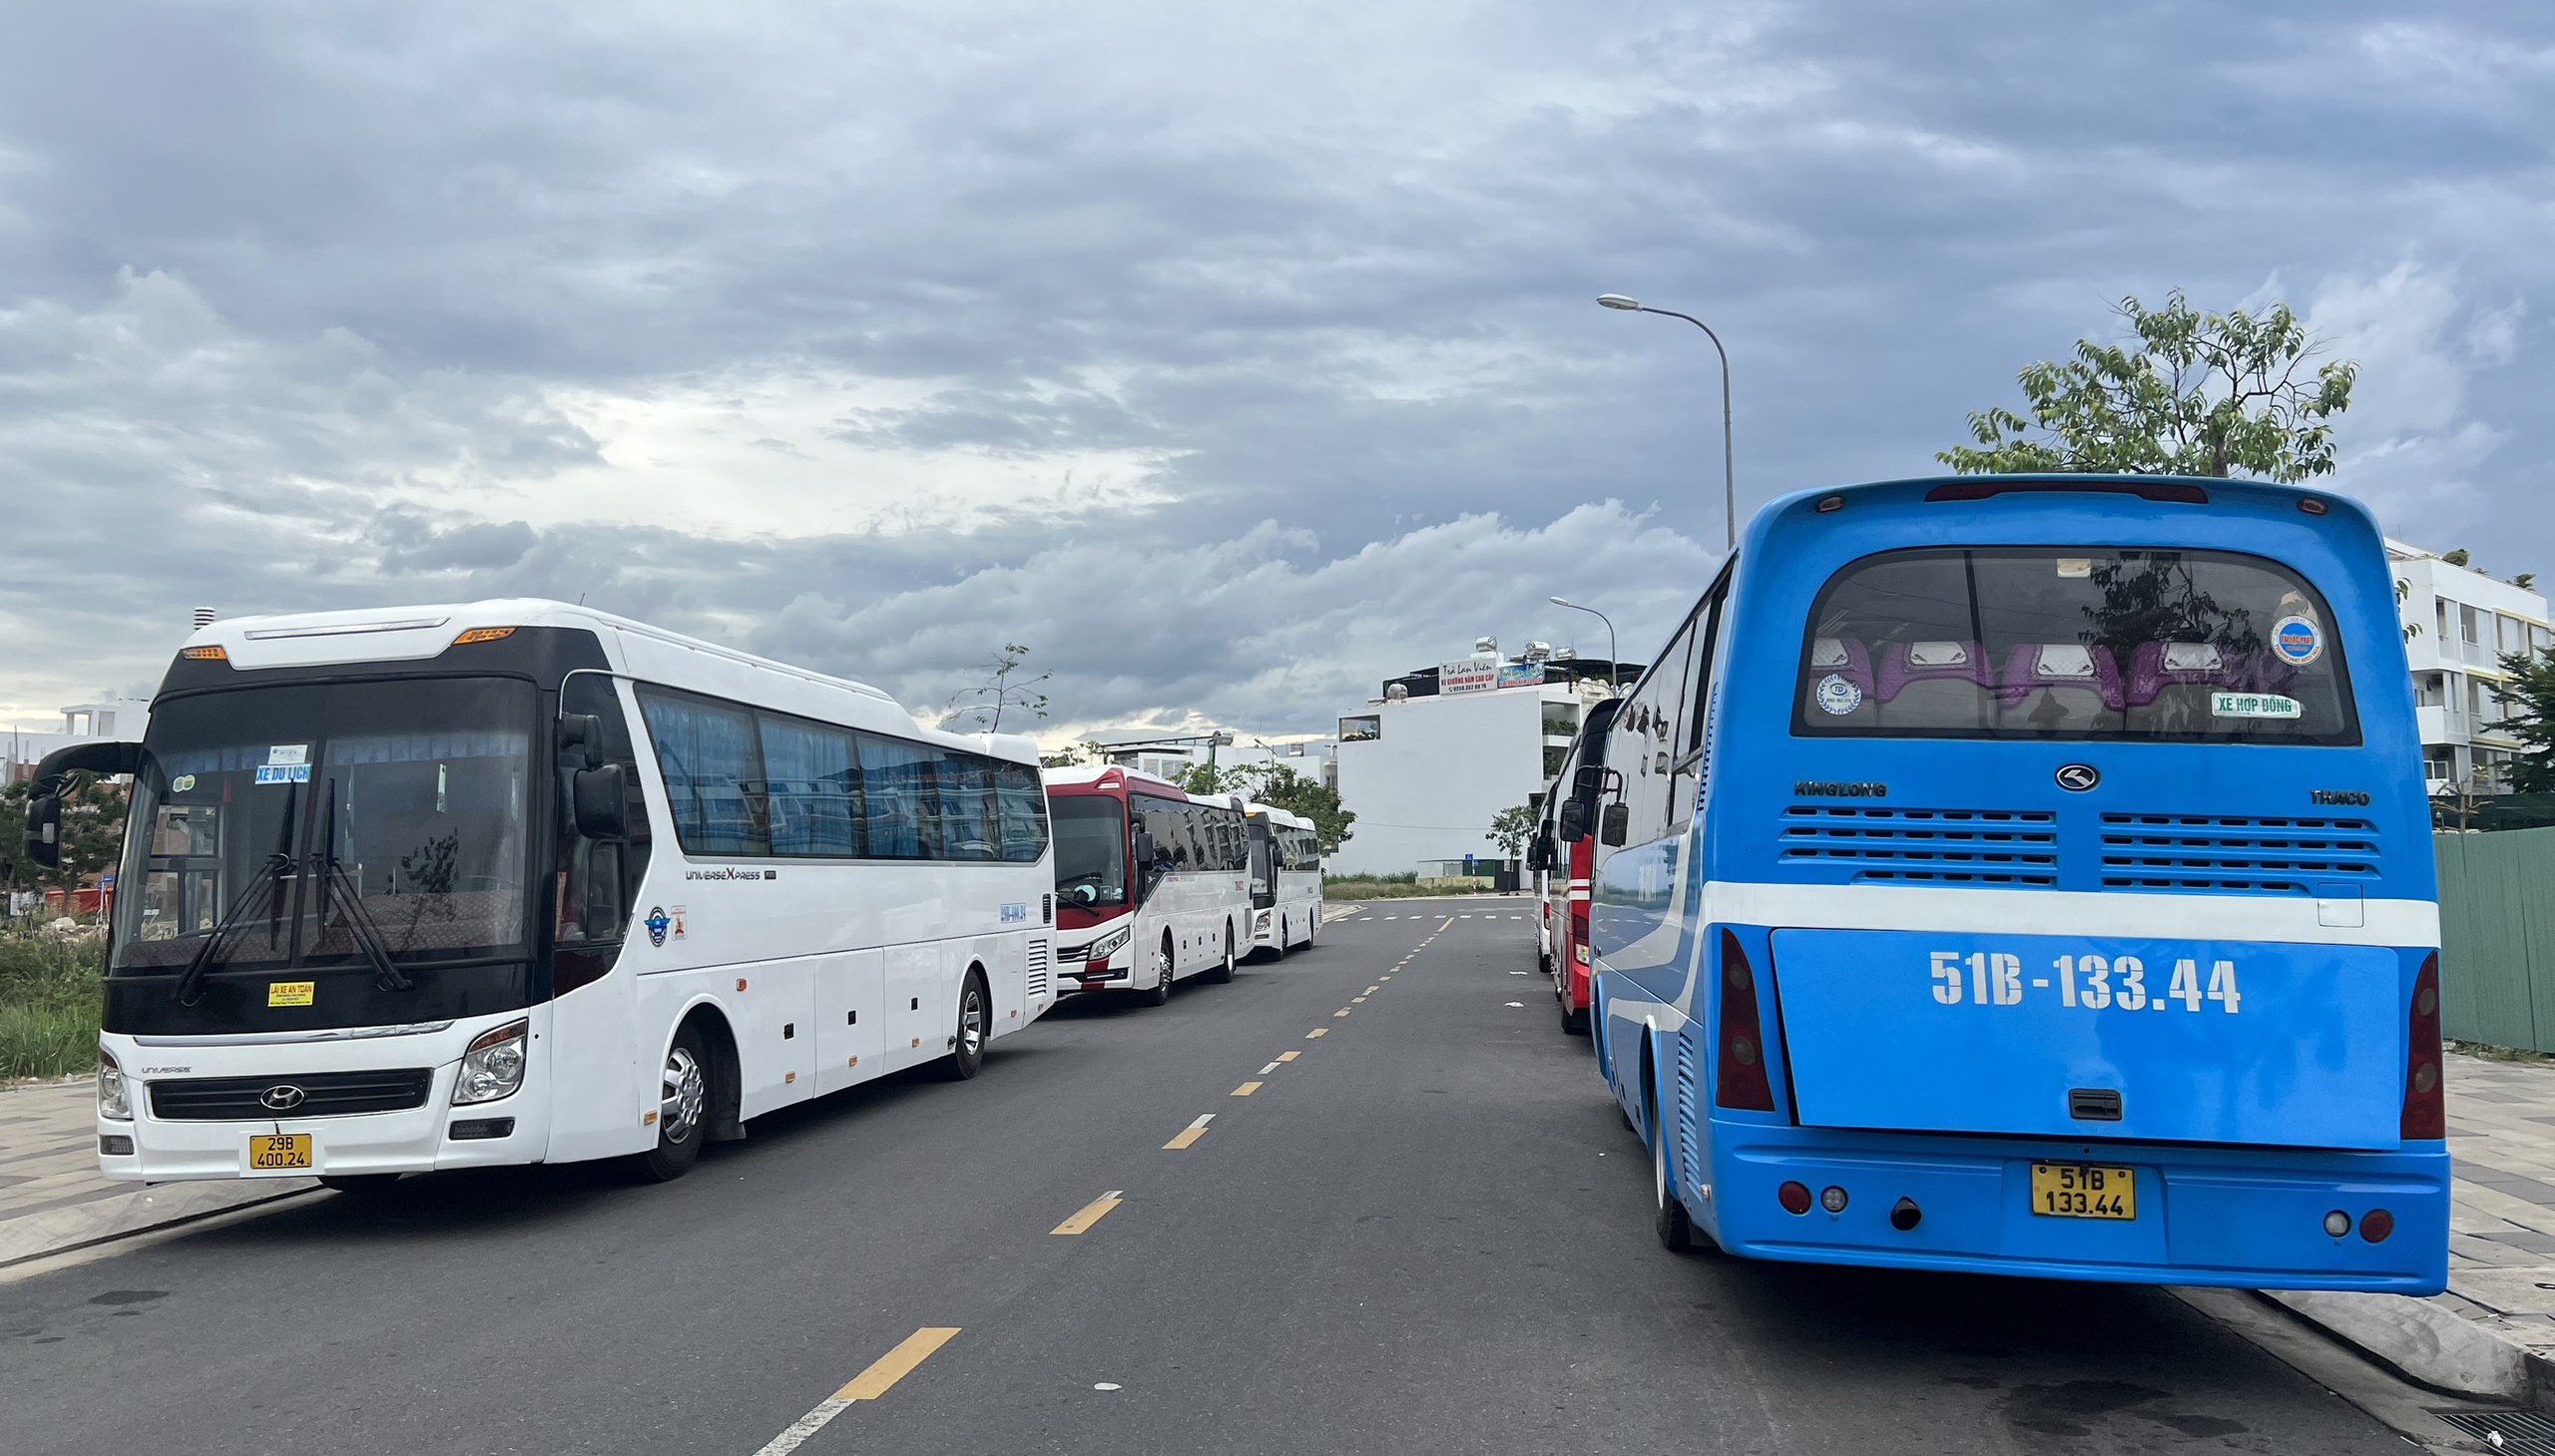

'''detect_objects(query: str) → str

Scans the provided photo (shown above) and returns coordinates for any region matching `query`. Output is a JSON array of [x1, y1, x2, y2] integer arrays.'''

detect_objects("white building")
[[4, 700, 154, 785], [2390, 541, 2550, 794], [1327, 644, 1631, 877], [1074, 729, 1338, 789]]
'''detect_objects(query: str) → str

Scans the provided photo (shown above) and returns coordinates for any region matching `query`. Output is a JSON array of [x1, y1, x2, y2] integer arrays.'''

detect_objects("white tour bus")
[[1244, 802, 1323, 958], [31, 600, 1057, 1190], [1043, 766, 1252, 1001]]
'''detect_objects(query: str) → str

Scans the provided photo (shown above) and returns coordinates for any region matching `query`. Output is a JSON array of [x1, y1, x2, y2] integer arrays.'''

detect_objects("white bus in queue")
[[35, 599, 1058, 1190], [1043, 766, 1252, 1001], [1244, 802, 1323, 958]]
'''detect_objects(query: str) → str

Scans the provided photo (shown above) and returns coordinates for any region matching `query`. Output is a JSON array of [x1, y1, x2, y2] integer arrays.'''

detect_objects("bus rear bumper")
[[1703, 1132, 2449, 1294]]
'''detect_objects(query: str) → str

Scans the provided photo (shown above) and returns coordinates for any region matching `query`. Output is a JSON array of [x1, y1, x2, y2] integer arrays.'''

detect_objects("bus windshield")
[[1051, 794, 1129, 909], [111, 678, 537, 973], [1794, 546, 2359, 743]]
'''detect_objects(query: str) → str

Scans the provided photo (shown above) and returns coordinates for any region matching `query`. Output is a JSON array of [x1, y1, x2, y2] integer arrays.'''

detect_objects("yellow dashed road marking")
[[1051, 1191, 1125, 1235], [1165, 1114, 1215, 1150], [1333, 1008, 1352, 1018], [1306, 1028, 1327, 1038], [1278, 1051, 1300, 1062], [1233, 1081, 1263, 1097], [751, 1327, 962, 1456]]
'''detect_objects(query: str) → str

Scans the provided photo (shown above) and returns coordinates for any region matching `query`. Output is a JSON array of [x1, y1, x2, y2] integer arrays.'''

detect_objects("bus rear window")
[[1794, 547, 2359, 743]]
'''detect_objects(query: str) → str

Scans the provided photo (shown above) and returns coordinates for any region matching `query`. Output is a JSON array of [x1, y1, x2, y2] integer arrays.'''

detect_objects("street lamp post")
[[1597, 293, 1737, 554], [1548, 596, 1621, 690]]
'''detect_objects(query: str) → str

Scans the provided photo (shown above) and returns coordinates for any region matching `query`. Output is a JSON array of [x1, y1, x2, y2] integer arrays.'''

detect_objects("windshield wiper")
[[314, 780, 412, 993], [171, 852, 294, 1007]]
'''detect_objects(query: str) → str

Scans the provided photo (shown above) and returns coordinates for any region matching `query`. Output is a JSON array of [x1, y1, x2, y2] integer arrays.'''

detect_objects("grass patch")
[[2447, 1038, 2555, 1065], [1322, 873, 1501, 901], [0, 930, 105, 1081]]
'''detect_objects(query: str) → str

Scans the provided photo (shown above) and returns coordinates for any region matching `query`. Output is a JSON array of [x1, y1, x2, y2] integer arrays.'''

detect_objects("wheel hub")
[[661, 1047, 706, 1144]]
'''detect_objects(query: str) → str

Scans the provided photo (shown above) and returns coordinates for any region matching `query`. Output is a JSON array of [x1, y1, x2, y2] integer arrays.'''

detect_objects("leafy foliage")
[[1177, 760, 1356, 853], [1, 774, 128, 898], [1485, 803, 1537, 859], [2495, 647, 2555, 793], [1940, 290, 2355, 481]]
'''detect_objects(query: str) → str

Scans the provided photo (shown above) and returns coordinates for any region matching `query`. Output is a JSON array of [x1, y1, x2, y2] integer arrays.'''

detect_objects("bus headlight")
[[454, 1019, 530, 1106], [97, 1048, 133, 1122], [1082, 925, 1131, 963]]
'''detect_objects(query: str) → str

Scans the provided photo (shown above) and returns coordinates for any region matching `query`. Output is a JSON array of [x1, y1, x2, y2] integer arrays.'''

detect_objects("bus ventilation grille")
[[2437, 1412, 2555, 1455], [149, 1069, 432, 1121], [2097, 813, 2379, 894], [1779, 805, 2059, 887], [1026, 938, 1050, 999], [1675, 1032, 1702, 1195]]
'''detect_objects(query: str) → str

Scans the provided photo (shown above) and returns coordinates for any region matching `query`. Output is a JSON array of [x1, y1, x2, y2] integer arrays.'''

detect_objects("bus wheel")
[[1560, 993, 1589, 1037], [1205, 927, 1236, 983], [638, 1023, 711, 1182], [1275, 917, 1289, 958], [940, 970, 988, 1081], [1139, 937, 1174, 1006], [1653, 1118, 1696, 1253]]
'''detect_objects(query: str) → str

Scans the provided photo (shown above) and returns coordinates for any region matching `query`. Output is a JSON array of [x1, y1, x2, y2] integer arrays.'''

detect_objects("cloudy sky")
[[3, 2, 2547, 742]]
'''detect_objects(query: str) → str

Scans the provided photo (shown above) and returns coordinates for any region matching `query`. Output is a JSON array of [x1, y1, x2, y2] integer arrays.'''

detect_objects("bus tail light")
[[1715, 930, 1777, 1112], [1778, 1181, 1811, 1214], [2400, 953, 2443, 1141]]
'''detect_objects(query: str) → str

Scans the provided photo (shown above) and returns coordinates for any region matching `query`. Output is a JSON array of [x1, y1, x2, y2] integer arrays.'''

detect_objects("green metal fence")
[[2437, 825, 2555, 1052]]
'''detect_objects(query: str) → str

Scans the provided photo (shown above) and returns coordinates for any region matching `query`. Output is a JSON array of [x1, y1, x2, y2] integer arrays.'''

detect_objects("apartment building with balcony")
[[2391, 541, 2550, 794]]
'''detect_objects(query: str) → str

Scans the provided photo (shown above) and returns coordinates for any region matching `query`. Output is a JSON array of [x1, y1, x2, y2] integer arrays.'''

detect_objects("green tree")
[[945, 643, 1052, 734], [1227, 762, 1355, 854], [1486, 803, 1537, 860], [2495, 646, 2555, 793], [1, 773, 129, 902], [1940, 290, 2356, 481]]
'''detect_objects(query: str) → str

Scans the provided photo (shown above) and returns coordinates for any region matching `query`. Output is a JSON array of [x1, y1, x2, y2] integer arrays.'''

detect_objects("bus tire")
[[1205, 926, 1236, 983], [1653, 1115, 1696, 1253], [1138, 936, 1174, 1006], [637, 1021, 712, 1183], [1560, 993, 1589, 1037], [1276, 917, 1289, 958], [939, 969, 988, 1081]]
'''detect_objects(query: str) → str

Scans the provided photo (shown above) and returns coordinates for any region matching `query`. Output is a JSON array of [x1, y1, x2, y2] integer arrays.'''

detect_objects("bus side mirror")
[[1133, 829, 1158, 869], [572, 763, 629, 839], [1527, 834, 1553, 871], [1600, 802, 1630, 846], [558, 713, 604, 769], [1557, 799, 1587, 843], [22, 794, 61, 869]]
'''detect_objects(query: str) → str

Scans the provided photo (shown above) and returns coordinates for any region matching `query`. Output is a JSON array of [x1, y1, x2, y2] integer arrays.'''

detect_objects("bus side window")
[[1669, 581, 1729, 834]]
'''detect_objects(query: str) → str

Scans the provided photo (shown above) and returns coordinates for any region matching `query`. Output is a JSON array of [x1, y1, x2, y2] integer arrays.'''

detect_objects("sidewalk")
[[0, 1076, 315, 1268], [2270, 1050, 2555, 1409]]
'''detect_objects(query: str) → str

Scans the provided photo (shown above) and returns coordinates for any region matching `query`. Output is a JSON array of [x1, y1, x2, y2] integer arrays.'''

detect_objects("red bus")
[[1043, 766, 1253, 1003], [1531, 697, 1620, 1035]]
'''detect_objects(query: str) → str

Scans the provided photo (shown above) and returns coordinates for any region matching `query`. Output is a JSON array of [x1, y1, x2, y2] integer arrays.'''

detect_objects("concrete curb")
[[0, 1178, 321, 1270], [2265, 1287, 2555, 1410]]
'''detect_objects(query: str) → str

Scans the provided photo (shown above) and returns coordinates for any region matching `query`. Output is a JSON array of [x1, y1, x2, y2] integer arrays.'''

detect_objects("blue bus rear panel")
[[1709, 1123, 2447, 1293]]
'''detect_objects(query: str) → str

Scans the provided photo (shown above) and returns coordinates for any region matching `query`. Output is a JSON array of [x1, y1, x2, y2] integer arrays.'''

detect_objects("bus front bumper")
[[1700, 1128, 2450, 1294], [95, 1017, 551, 1182]]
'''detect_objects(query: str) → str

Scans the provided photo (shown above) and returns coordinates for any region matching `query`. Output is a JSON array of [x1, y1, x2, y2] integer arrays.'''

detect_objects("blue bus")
[[1580, 474, 2446, 1291]]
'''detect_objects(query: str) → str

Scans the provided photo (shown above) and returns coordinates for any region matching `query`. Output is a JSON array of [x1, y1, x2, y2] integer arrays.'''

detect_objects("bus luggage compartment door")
[[1768, 929, 2406, 1151]]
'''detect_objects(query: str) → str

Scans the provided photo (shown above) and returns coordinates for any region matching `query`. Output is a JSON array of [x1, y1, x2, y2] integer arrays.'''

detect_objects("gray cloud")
[[2, 2, 2550, 727]]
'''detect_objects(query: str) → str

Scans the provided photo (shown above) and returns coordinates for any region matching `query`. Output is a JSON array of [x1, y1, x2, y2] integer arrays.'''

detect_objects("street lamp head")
[[1548, 595, 1573, 607], [1596, 294, 1642, 311]]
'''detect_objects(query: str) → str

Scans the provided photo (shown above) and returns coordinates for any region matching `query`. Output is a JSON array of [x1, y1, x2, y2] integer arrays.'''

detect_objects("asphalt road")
[[2, 902, 2414, 1455]]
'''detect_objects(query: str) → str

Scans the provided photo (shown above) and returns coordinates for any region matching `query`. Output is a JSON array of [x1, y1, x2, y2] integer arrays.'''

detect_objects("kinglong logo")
[[1793, 780, 1886, 798]]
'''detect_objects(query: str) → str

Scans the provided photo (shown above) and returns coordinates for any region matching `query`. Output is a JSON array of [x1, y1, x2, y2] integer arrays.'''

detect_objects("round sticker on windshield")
[[1814, 674, 1863, 716], [2272, 615, 2322, 666]]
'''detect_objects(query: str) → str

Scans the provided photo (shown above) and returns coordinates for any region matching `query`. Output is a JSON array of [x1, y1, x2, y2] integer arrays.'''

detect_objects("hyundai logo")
[[2055, 763, 2101, 792], [259, 1084, 306, 1112]]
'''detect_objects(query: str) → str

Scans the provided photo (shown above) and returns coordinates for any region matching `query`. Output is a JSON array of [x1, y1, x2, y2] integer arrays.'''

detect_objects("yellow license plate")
[[267, 981, 314, 1008], [248, 1133, 312, 1171], [2030, 1162, 2136, 1219]]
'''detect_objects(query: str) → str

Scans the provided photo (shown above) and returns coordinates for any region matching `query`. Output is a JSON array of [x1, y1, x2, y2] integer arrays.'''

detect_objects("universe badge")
[[645, 906, 671, 947], [2271, 615, 2322, 667], [1814, 673, 1863, 716]]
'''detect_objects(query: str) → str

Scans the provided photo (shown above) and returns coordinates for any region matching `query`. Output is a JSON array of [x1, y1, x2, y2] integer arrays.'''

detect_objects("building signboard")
[[1495, 662, 1545, 691], [1438, 658, 1501, 696]]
